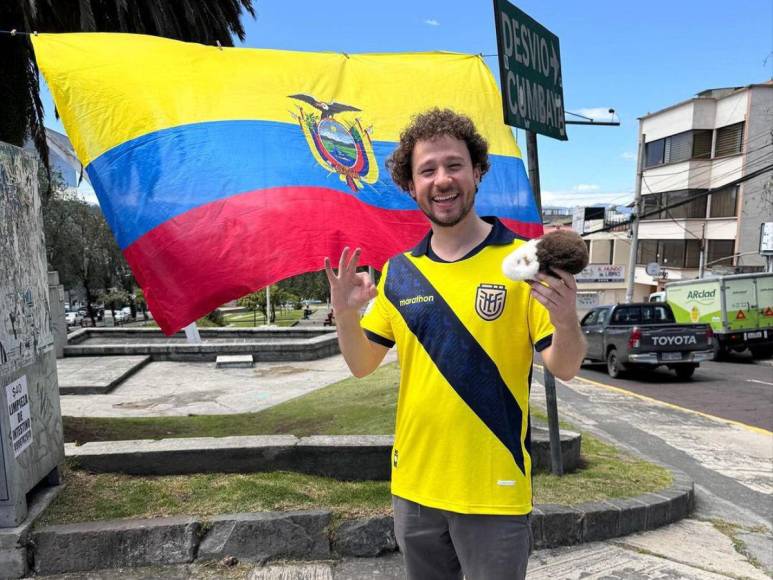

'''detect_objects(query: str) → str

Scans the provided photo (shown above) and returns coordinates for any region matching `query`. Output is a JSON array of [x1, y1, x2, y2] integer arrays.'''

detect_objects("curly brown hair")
[[386, 108, 491, 192]]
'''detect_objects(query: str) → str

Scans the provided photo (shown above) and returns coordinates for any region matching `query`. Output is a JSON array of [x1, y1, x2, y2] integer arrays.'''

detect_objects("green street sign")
[[493, 0, 567, 140]]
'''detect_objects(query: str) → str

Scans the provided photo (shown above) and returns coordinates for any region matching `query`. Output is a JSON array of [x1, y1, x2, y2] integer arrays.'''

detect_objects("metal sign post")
[[526, 130, 564, 476], [494, 0, 568, 475]]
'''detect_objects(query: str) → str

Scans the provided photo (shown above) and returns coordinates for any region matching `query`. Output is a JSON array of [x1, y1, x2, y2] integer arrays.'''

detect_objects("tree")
[[98, 288, 130, 318], [41, 180, 135, 325], [278, 271, 330, 303], [236, 285, 299, 325], [0, 0, 255, 194]]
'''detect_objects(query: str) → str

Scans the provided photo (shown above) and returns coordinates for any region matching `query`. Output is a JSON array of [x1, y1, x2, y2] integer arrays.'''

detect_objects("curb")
[[64, 327, 340, 363], [1, 469, 694, 577], [58, 355, 151, 395], [64, 430, 582, 478]]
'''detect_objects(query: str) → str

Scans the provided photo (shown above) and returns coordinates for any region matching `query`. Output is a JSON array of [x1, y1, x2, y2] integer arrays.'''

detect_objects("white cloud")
[[572, 107, 616, 121], [620, 151, 636, 160], [424, 19, 440, 26], [573, 184, 600, 192], [541, 189, 633, 208]]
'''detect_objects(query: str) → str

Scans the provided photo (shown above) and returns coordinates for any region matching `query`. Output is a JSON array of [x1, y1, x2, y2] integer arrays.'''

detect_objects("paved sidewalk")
[[59, 350, 398, 417]]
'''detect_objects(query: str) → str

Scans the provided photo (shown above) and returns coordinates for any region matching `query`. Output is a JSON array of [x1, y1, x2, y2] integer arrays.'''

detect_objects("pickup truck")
[[580, 303, 714, 379]]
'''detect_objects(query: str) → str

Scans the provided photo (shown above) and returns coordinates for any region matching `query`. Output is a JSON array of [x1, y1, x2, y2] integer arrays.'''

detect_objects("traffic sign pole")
[[527, 129, 563, 476]]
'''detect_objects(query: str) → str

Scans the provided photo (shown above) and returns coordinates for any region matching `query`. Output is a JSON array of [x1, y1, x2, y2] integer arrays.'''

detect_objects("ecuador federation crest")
[[476, 284, 507, 321], [289, 93, 379, 192]]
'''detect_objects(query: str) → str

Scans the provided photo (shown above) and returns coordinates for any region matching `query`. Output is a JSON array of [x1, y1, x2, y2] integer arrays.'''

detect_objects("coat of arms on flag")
[[290, 94, 378, 192]]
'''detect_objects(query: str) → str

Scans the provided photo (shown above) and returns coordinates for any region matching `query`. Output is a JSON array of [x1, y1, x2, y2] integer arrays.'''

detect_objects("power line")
[[581, 162, 773, 237], [639, 138, 773, 192], [640, 149, 773, 206]]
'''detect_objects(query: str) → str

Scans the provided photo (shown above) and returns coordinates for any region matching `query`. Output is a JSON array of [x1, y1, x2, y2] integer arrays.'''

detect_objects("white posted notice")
[[5, 376, 33, 457]]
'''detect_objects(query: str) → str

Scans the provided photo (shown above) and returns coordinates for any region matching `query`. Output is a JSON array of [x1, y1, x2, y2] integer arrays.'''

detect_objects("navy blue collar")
[[410, 217, 517, 262]]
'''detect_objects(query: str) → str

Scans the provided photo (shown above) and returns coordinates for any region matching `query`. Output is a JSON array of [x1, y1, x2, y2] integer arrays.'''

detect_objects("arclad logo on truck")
[[652, 335, 698, 346], [686, 289, 716, 300]]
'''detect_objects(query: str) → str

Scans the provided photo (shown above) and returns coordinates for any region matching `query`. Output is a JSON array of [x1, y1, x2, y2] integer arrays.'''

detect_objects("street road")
[[531, 364, 773, 576], [575, 353, 773, 431]]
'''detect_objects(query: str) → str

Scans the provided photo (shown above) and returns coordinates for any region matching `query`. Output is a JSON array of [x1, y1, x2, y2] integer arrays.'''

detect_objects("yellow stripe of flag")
[[32, 33, 522, 167]]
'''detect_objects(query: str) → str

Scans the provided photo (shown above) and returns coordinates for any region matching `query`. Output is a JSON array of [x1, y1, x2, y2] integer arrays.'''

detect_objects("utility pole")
[[625, 132, 646, 303], [527, 130, 563, 477]]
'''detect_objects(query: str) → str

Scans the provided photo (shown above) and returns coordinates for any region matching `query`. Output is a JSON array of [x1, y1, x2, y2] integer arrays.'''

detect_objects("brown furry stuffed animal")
[[502, 229, 589, 281]]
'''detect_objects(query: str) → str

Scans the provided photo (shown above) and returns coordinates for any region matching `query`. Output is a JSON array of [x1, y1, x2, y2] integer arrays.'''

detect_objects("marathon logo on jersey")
[[398, 294, 435, 307], [476, 284, 507, 321]]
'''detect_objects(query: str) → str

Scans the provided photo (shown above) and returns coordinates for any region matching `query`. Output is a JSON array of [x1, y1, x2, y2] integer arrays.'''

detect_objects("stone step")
[[57, 355, 151, 395], [216, 354, 254, 368]]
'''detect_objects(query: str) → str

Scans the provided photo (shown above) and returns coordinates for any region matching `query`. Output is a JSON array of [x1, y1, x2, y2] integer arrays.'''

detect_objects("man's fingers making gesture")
[[324, 247, 377, 315]]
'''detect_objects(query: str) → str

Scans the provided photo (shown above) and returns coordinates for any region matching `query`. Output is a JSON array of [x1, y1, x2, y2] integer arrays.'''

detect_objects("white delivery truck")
[[663, 272, 773, 359]]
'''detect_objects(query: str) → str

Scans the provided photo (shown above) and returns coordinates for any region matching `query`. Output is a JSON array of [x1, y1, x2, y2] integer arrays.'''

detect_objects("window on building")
[[692, 130, 712, 159], [637, 240, 659, 264], [715, 122, 744, 157], [637, 239, 700, 268], [668, 131, 692, 164], [642, 190, 707, 220], [665, 190, 707, 219], [709, 186, 738, 217], [684, 239, 700, 268], [642, 193, 662, 219], [661, 240, 685, 267], [707, 240, 735, 267], [644, 130, 716, 167], [645, 138, 665, 167]]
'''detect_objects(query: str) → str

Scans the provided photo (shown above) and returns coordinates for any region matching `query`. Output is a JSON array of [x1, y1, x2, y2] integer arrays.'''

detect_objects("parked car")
[[581, 303, 714, 379], [64, 311, 83, 326]]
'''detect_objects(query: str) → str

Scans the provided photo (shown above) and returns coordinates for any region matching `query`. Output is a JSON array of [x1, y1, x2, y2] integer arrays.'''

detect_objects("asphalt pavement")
[[574, 351, 773, 431]]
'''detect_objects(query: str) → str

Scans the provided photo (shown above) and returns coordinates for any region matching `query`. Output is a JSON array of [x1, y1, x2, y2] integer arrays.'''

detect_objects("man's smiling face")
[[408, 135, 481, 228]]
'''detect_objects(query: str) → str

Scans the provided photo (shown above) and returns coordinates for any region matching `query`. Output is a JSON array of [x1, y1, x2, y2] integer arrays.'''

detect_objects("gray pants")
[[392, 496, 532, 580]]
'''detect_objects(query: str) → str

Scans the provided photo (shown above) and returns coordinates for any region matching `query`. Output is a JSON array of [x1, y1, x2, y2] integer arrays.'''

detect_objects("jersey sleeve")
[[528, 293, 555, 352], [360, 260, 395, 348]]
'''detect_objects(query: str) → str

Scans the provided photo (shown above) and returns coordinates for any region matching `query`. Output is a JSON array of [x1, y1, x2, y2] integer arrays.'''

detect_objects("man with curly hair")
[[324, 108, 585, 579]]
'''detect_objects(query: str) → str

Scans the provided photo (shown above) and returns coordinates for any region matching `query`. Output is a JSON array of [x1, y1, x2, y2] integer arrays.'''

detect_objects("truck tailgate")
[[638, 324, 711, 351]]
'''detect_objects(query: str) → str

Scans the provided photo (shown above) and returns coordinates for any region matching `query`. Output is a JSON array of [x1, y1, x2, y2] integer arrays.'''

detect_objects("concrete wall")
[[0, 143, 64, 527], [640, 100, 696, 141], [737, 85, 773, 268], [714, 90, 748, 127], [48, 272, 66, 358]]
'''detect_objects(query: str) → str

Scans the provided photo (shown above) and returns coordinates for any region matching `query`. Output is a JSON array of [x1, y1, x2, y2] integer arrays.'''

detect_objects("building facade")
[[634, 83, 773, 296]]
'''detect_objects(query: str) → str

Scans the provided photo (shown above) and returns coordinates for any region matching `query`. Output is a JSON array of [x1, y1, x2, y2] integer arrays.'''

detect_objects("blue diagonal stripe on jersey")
[[385, 254, 526, 475]]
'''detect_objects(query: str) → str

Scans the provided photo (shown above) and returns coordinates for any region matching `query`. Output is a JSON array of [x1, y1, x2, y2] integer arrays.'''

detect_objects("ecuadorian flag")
[[32, 33, 541, 335]]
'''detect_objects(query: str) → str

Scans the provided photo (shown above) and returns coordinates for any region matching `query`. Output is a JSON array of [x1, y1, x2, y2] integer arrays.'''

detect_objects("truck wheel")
[[674, 365, 697, 380], [607, 349, 624, 378], [750, 346, 773, 359], [712, 341, 725, 361]]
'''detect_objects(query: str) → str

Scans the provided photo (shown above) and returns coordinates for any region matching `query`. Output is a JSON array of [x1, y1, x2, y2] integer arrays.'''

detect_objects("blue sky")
[[42, 0, 772, 208]]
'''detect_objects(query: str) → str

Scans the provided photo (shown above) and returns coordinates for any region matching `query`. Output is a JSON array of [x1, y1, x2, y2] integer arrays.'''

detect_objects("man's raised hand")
[[324, 247, 377, 316]]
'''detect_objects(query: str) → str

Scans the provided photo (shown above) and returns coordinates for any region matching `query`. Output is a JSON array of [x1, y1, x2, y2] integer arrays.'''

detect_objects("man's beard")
[[419, 187, 477, 228]]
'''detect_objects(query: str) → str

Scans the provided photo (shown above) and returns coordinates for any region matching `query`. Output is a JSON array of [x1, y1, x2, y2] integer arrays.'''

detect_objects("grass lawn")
[[222, 309, 305, 327], [52, 363, 672, 526]]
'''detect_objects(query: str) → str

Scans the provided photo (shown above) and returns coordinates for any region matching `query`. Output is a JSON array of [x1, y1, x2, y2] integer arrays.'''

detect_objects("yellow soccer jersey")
[[361, 217, 554, 515]]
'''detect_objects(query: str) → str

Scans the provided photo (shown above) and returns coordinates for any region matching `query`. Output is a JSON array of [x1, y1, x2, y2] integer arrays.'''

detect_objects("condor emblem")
[[475, 284, 507, 321]]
